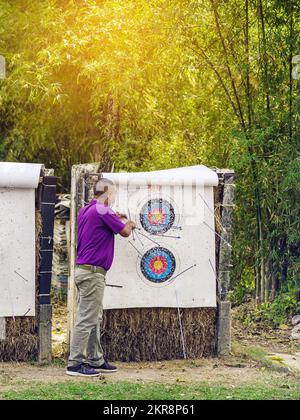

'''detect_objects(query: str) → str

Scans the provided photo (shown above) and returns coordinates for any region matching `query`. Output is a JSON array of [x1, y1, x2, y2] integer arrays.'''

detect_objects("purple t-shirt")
[[76, 200, 126, 271]]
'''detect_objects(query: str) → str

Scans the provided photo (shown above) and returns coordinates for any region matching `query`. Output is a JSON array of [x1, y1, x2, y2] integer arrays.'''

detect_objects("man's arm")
[[99, 206, 136, 237], [120, 221, 136, 238]]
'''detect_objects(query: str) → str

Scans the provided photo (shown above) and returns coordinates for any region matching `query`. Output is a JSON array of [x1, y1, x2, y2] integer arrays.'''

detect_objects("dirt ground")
[[0, 357, 290, 391], [232, 312, 300, 355]]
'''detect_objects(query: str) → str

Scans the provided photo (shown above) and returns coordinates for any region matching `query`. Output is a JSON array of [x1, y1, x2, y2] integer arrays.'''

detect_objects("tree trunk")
[[258, 0, 271, 113], [288, 0, 294, 142]]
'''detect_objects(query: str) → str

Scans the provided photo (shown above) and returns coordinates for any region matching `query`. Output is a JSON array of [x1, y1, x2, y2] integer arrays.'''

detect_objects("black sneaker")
[[66, 364, 101, 377], [89, 361, 118, 374]]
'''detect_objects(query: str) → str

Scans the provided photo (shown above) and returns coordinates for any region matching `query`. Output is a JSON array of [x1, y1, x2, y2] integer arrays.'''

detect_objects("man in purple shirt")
[[67, 178, 136, 377]]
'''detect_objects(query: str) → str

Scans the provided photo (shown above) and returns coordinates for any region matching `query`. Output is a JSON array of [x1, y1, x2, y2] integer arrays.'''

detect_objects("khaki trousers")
[[68, 267, 106, 368]]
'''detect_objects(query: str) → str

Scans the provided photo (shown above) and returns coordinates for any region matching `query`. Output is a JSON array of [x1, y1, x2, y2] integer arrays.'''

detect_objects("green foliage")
[[0, 0, 237, 185], [0, 0, 299, 312], [235, 289, 300, 327], [229, 267, 256, 306], [258, 289, 300, 326]]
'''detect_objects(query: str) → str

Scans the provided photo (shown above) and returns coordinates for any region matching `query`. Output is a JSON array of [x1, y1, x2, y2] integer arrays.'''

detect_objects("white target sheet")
[[0, 189, 36, 316], [103, 166, 218, 309], [0, 163, 42, 317]]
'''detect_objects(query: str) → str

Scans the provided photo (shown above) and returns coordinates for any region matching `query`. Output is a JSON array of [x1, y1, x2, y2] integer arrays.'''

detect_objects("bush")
[[258, 290, 300, 327], [229, 268, 256, 306]]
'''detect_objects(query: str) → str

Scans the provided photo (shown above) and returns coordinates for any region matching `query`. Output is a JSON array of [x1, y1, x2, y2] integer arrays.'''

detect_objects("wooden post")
[[67, 164, 101, 347], [216, 170, 235, 357], [0, 318, 6, 341], [38, 305, 52, 364], [218, 171, 235, 300], [216, 300, 231, 356]]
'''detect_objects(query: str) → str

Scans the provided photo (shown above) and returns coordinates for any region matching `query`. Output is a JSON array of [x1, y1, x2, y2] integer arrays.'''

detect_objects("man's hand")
[[120, 220, 137, 237], [128, 221, 136, 230]]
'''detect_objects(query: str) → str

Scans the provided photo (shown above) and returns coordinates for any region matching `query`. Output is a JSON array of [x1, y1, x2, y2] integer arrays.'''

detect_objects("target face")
[[140, 247, 176, 284], [140, 198, 175, 234]]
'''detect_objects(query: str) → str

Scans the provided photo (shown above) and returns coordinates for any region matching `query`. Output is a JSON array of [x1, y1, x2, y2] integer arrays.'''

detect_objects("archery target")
[[102, 166, 219, 309], [139, 198, 177, 234], [137, 245, 180, 288]]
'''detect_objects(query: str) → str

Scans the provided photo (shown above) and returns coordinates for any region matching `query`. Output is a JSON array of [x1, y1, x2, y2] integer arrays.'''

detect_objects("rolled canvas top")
[[103, 165, 219, 187], [0, 162, 43, 189]]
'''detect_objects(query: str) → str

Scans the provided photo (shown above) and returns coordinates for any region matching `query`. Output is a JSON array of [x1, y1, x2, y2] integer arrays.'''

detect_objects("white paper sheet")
[[103, 167, 217, 309], [102, 165, 218, 187], [0, 162, 41, 317], [0, 189, 36, 316], [0, 162, 43, 188]]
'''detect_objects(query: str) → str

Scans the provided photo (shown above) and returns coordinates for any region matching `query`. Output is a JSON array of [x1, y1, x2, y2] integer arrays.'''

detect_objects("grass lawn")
[[1, 340, 300, 401], [1, 380, 300, 400]]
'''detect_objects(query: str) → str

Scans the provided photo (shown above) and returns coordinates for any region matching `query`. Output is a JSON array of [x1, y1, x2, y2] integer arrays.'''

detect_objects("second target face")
[[140, 198, 175, 234], [140, 247, 176, 284]]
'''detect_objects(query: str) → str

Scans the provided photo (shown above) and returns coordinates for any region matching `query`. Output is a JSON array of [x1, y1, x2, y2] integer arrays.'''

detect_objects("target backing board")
[[0, 163, 42, 317], [103, 166, 219, 309]]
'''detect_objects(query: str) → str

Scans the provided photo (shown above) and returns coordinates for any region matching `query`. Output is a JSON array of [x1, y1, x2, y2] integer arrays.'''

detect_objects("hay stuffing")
[[0, 317, 39, 362], [0, 210, 42, 362], [102, 308, 217, 362]]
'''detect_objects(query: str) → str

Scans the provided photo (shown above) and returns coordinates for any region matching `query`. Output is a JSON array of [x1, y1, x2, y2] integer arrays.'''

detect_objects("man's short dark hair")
[[94, 178, 115, 197]]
